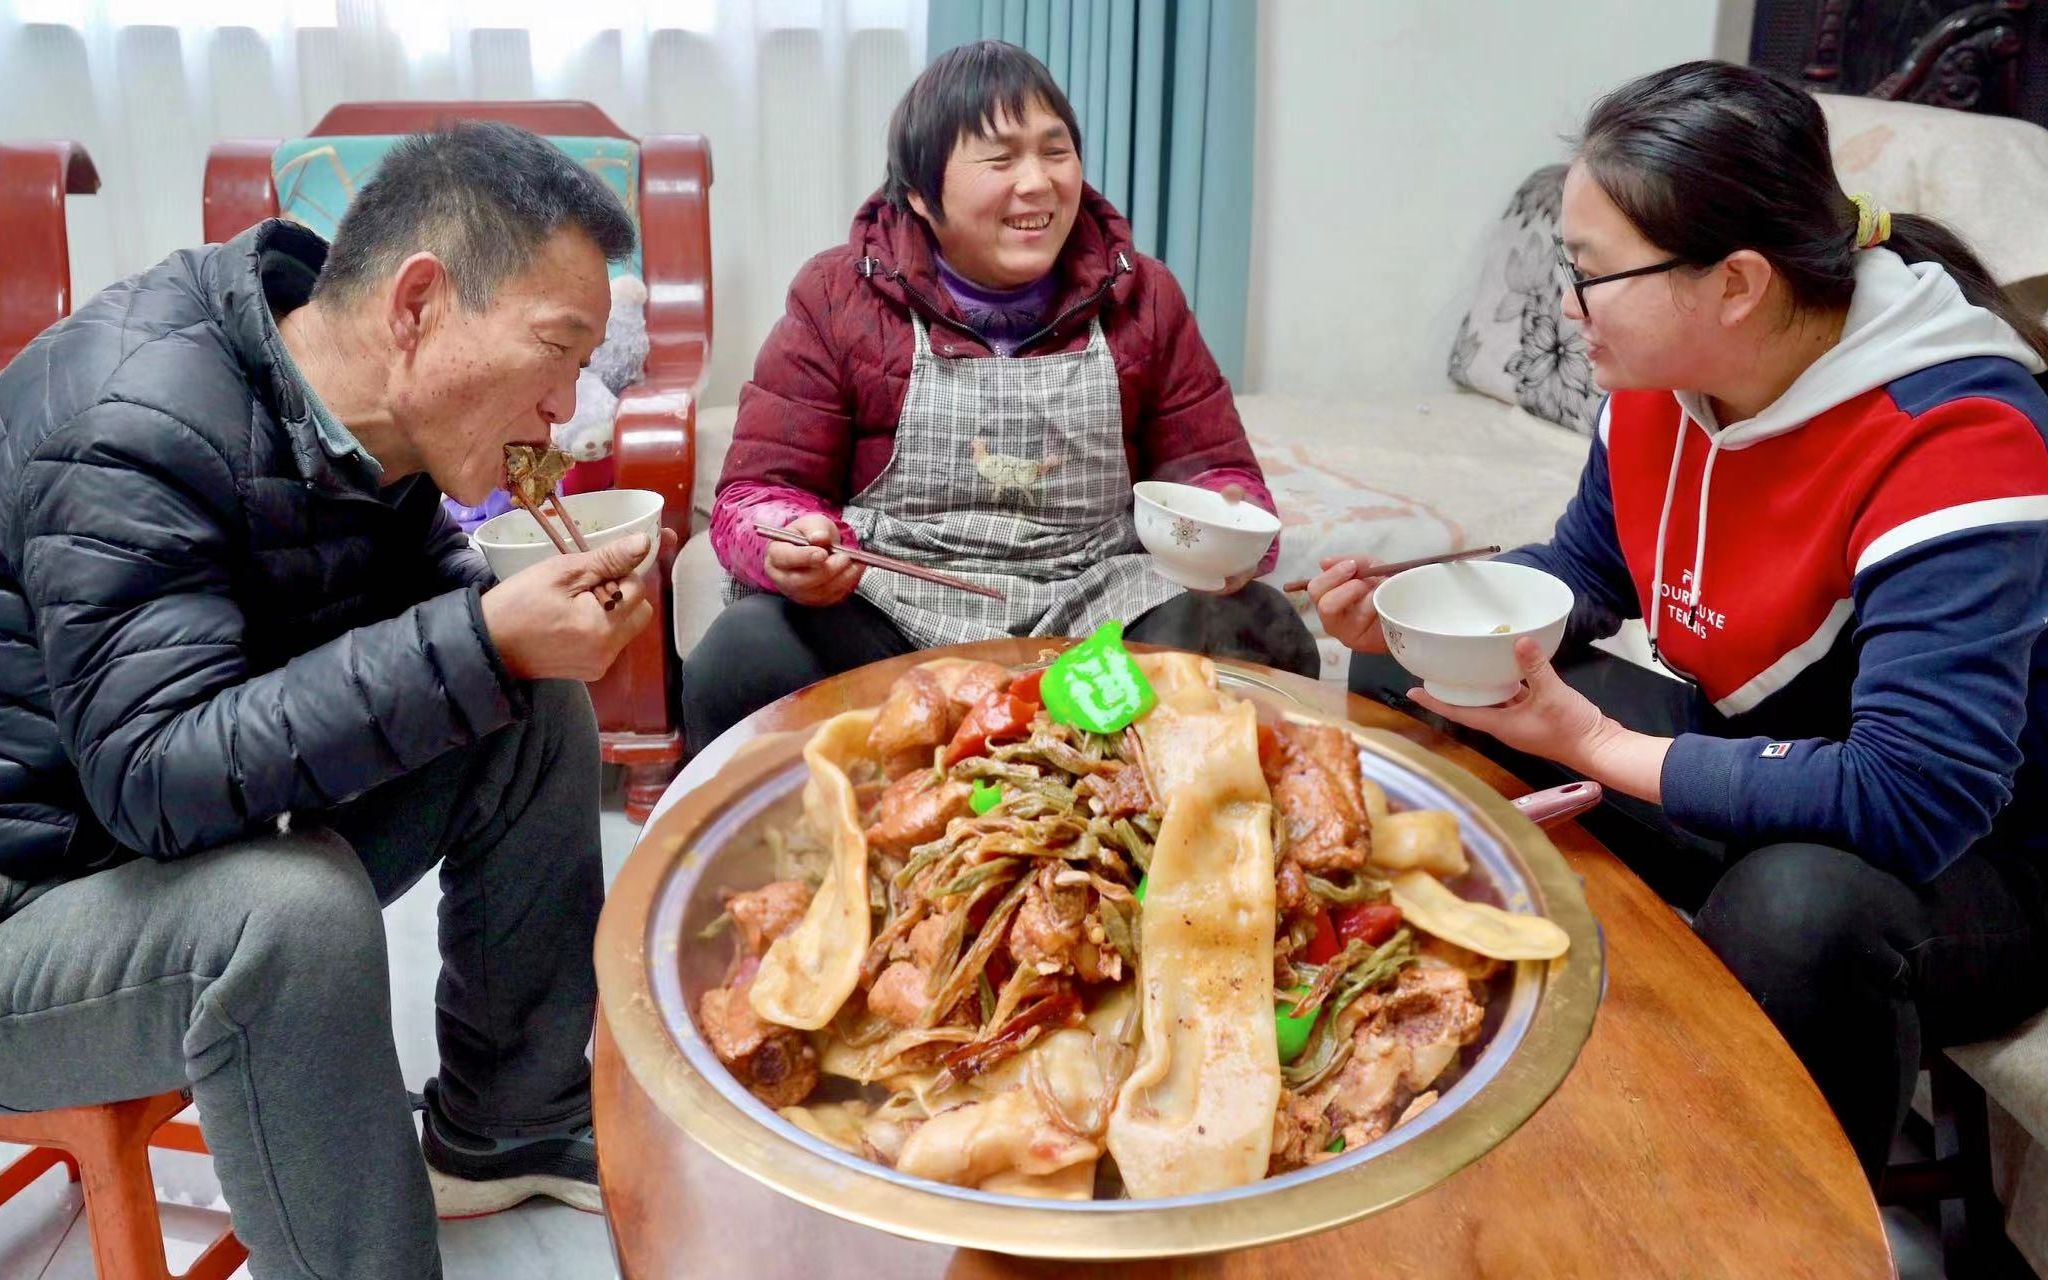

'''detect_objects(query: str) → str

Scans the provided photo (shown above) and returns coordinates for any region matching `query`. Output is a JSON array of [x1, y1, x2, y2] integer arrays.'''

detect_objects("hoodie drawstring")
[[1688, 433, 1726, 630], [1647, 416, 1723, 675], [1647, 428, 1685, 665]]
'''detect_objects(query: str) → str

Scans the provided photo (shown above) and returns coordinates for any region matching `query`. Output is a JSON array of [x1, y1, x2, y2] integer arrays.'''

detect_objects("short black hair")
[[885, 40, 1083, 221], [314, 120, 637, 309]]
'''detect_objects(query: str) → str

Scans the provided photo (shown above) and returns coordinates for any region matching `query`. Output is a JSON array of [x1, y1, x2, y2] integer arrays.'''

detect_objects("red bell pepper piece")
[[1010, 668, 1045, 706], [1334, 902, 1403, 948], [1304, 908, 1341, 964], [944, 689, 1036, 766]]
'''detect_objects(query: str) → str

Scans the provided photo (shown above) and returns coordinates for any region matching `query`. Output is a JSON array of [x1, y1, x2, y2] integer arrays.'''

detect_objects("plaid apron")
[[842, 313, 1181, 648]]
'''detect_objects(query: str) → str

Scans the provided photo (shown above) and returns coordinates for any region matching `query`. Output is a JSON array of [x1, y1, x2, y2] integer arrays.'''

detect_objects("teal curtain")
[[926, 0, 1257, 386]]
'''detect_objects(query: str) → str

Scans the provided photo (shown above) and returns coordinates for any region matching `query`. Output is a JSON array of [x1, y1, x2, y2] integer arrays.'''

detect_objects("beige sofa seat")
[[670, 402, 735, 664], [1950, 1021, 2048, 1274]]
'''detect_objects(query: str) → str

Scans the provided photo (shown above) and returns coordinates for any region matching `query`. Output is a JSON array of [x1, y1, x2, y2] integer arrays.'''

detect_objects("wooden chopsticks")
[[510, 492, 624, 611], [1282, 545, 1502, 594], [752, 522, 1006, 602]]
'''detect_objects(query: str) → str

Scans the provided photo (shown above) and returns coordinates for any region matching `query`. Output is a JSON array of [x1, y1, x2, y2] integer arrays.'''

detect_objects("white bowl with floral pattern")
[[1132, 480, 1281, 591], [1373, 560, 1573, 706]]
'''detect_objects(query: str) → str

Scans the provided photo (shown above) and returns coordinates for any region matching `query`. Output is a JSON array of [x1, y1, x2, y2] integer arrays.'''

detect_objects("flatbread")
[[751, 711, 876, 1029], [1106, 653, 1281, 1196], [1390, 868, 1570, 961]]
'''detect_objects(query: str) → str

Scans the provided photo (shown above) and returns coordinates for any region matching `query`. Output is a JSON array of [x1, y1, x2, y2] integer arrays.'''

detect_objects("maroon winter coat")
[[711, 184, 1276, 590]]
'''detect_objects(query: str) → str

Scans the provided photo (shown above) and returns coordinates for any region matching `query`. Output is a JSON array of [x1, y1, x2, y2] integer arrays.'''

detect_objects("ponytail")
[[1885, 212, 2048, 364]]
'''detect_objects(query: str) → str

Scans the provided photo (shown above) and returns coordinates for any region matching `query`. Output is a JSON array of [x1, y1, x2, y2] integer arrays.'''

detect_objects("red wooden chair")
[[0, 1090, 246, 1280], [205, 103, 710, 818], [0, 140, 99, 369]]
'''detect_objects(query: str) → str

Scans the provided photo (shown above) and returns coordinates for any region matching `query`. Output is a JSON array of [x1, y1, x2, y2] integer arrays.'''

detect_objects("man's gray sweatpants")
[[0, 678, 605, 1279]]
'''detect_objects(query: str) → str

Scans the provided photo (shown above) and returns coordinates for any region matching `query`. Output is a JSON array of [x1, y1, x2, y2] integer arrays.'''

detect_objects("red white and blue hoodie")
[[1506, 248, 2048, 883]]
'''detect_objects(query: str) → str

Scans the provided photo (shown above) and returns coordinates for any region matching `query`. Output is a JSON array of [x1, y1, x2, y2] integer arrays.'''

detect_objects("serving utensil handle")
[[1510, 781, 1603, 827]]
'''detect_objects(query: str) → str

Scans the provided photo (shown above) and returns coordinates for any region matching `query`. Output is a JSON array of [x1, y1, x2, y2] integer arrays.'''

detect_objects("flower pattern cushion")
[[1446, 165, 1600, 435]]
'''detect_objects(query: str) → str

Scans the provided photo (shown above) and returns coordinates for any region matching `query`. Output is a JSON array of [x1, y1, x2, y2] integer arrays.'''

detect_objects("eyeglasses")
[[1555, 243, 1687, 316]]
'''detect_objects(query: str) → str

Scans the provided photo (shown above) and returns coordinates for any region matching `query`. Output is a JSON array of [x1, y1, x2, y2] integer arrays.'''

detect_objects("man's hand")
[[481, 533, 657, 681], [764, 515, 864, 607]]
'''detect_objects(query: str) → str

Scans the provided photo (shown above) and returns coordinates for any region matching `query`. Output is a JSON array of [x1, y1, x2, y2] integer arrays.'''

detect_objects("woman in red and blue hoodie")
[[1323, 62, 2048, 1180]]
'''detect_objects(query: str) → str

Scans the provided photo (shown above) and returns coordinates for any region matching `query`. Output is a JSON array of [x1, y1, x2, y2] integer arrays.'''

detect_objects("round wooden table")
[[594, 641, 1893, 1279]]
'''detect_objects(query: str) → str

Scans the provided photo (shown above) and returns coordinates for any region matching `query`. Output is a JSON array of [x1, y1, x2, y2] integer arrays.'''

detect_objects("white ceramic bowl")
[[471, 488, 664, 581], [1372, 560, 1574, 706], [1132, 480, 1281, 591]]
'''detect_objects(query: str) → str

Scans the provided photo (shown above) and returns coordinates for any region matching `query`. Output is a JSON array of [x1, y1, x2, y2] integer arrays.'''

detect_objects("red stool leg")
[[0, 1094, 248, 1280], [151, 1118, 209, 1155], [180, 1227, 250, 1280], [0, 1145, 69, 1202], [70, 1099, 178, 1280], [147, 1113, 248, 1280]]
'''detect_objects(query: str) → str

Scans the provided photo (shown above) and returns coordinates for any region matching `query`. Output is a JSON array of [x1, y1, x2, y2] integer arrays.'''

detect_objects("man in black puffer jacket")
[[0, 123, 662, 1278]]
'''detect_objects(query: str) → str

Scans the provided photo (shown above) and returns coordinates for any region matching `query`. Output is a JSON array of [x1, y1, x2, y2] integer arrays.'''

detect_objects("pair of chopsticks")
[[752, 522, 1007, 602], [511, 492, 623, 611], [1282, 545, 1501, 594]]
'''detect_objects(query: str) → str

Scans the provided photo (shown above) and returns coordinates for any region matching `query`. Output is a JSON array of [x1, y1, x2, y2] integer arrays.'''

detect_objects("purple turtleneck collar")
[[934, 253, 1058, 357]]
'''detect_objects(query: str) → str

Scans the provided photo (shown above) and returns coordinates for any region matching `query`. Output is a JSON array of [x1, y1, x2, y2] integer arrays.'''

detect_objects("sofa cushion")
[[1951, 1019, 2048, 1271], [1818, 92, 2048, 288], [271, 135, 645, 279], [1444, 101, 2048, 430], [1245, 391, 1591, 676], [1242, 390, 1586, 573], [1447, 165, 1601, 436], [694, 402, 735, 529], [1951, 1014, 2048, 1151]]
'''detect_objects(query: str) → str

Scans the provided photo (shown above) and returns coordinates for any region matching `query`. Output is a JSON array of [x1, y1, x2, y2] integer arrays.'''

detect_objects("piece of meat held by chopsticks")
[[504, 444, 575, 510], [502, 444, 622, 610]]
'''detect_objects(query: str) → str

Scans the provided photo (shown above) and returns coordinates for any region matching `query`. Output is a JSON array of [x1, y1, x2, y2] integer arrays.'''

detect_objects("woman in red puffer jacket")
[[682, 40, 1314, 752]]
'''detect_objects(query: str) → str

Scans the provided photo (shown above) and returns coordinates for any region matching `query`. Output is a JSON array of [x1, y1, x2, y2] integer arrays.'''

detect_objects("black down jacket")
[[0, 220, 519, 882]]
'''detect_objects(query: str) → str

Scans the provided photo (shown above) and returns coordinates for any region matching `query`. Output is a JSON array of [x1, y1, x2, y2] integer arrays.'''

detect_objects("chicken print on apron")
[[841, 313, 1181, 648]]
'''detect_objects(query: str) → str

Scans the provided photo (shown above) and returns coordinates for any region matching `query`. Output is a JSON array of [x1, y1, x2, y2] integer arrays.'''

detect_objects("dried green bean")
[[1306, 870, 1392, 906]]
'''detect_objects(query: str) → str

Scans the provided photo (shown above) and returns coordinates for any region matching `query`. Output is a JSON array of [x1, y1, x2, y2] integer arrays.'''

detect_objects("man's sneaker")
[[415, 1080, 603, 1219]]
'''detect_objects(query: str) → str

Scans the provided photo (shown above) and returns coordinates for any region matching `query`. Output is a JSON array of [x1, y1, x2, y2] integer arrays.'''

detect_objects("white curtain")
[[0, 0, 929, 406]]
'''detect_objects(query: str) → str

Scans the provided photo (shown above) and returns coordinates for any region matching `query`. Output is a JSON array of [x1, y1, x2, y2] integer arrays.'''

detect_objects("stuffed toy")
[[592, 273, 649, 394], [550, 273, 649, 462]]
